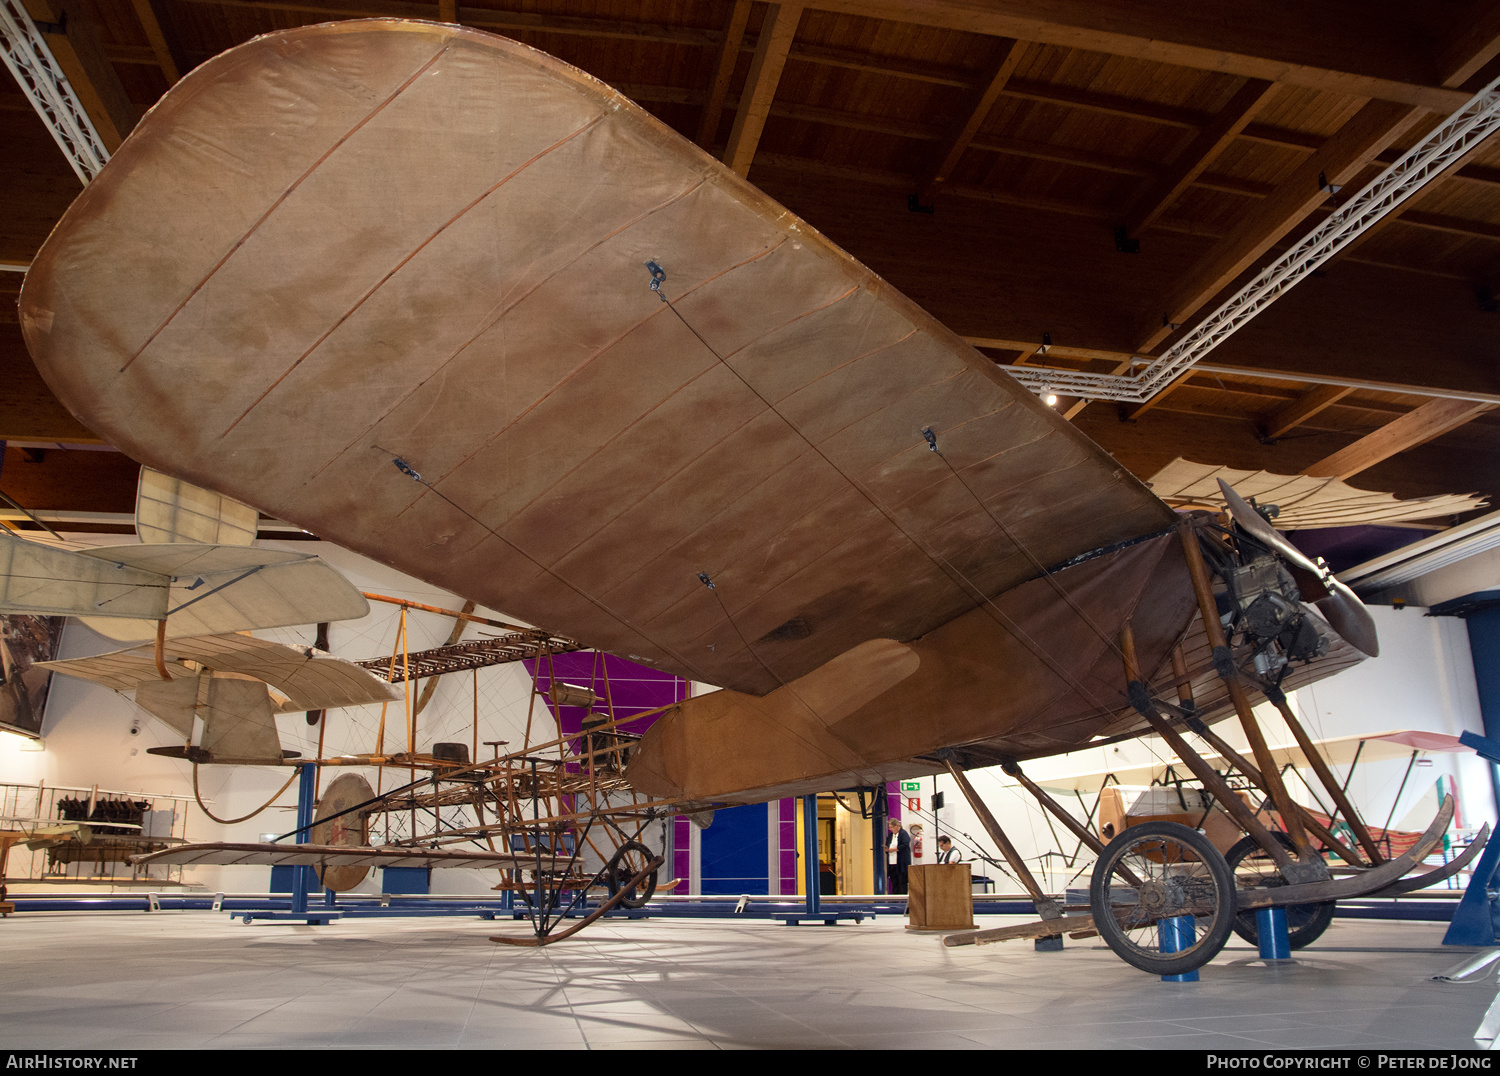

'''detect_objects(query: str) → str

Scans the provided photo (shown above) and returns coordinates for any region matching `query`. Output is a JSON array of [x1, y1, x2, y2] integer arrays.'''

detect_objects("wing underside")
[[21, 21, 1173, 694]]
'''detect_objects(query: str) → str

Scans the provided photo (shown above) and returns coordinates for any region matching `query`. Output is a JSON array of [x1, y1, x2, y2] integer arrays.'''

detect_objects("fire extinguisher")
[[912, 824, 924, 860]]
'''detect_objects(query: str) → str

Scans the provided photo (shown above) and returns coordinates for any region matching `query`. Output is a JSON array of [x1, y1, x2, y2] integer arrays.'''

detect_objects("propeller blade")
[[1216, 479, 1378, 655], [1216, 479, 1329, 601], [1316, 579, 1381, 657]]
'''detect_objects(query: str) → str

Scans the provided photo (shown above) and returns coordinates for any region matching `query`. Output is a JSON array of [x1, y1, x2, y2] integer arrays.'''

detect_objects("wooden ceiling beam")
[[1136, 99, 1426, 354], [1120, 370, 1192, 421], [1304, 398, 1497, 479], [1122, 78, 1278, 239], [968, 135, 1151, 176], [1262, 384, 1355, 440], [1000, 79, 1201, 129], [785, 42, 970, 87], [723, 3, 803, 178], [914, 38, 1027, 205], [807, 0, 1469, 111], [602, 86, 1500, 245], [1434, 0, 1500, 88], [1071, 400, 1500, 497], [20, 0, 137, 151], [128, 0, 190, 85], [162, 0, 724, 46], [696, 0, 751, 148]]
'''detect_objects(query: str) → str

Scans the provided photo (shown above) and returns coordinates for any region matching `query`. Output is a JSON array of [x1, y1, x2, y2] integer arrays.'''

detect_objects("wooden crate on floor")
[[907, 864, 974, 931]]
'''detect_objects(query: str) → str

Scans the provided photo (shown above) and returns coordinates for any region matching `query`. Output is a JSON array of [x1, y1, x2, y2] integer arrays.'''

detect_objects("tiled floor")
[[0, 910, 1494, 1049]]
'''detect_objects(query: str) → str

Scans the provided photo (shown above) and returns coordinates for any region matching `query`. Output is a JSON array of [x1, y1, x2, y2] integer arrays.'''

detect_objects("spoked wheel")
[[1225, 833, 1335, 950], [1089, 821, 1236, 976], [604, 840, 658, 909]]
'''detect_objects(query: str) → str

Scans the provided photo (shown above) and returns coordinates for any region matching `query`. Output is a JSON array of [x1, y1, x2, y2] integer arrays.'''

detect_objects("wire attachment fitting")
[[392, 457, 423, 482], [645, 260, 667, 300], [697, 571, 716, 591], [922, 427, 938, 453]]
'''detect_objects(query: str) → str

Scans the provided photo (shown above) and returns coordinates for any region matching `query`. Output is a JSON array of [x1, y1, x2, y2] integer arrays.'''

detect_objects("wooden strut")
[[1001, 759, 1121, 867], [1119, 622, 1298, 873], [1167, 639, 1362, 865], [1175, 517, 1318, 864], [153, 619, 171, 681], [1267, 696, 1386, 865], [941, 757, 1062, 920], [1181, 714, 1369, 868]]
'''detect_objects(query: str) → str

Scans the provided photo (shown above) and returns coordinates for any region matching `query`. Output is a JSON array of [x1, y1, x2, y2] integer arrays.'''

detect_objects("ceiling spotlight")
[[1044, 390, 1058, 406]]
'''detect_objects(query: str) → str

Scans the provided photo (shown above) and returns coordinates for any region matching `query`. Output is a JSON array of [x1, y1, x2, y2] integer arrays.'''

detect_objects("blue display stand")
[[268, 865, 319, 895], [1256, 907, 1291, 960], [382, 867, 431, 895], [1159, 915, 1199, 982], [1442, 730, 1500, 945]]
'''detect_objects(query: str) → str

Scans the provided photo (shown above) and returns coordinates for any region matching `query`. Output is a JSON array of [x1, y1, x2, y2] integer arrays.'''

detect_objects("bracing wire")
[[648, 262, 1126, 717], [378, 450, 712, 685]]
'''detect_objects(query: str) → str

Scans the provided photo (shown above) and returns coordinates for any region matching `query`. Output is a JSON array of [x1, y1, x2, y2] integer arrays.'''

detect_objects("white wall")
[[2, 536, 554, 896]]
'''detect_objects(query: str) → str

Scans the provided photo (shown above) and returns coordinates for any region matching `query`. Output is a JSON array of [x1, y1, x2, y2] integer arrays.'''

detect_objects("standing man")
[[886, 819, 912, 894]]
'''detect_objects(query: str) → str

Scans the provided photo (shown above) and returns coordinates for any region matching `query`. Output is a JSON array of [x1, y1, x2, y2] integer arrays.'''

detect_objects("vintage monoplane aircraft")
[[12, 19, 1480, 972]]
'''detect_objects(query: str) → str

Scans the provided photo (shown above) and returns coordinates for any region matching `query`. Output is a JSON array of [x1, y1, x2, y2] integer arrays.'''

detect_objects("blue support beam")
[[290, 762, 316, 916]]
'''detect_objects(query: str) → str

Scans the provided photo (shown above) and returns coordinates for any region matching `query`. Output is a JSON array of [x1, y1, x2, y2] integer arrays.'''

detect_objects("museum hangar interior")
[[4, 0, 1500, 1051]]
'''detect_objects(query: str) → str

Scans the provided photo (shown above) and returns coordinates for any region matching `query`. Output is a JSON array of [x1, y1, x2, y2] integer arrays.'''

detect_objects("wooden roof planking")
[[3, 0, 1500, 519]]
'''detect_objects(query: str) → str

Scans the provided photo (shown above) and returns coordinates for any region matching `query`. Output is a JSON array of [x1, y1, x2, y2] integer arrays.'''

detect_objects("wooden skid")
[[1235, 794, 1455, 910], [943, 913, 1092, 947], [1368, 822, 1489, 896], [490, 857, 664, 947]]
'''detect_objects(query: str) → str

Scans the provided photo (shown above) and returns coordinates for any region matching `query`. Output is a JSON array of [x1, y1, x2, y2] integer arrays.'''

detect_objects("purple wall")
[[1288, 525, 1426, 575], [523, 651, 690, 886], [523, 650, 688, 740], [673, 815, 691, 894], [778, 798, 796, 895]]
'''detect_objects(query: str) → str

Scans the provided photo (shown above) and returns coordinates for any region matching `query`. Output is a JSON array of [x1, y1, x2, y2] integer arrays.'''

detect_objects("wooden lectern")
[[906, 863, 975, 931]]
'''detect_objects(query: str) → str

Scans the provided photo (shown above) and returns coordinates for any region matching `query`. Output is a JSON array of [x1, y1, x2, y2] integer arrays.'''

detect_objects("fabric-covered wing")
[[132, 842, 566, 871], [20, 21, 1174, 695], [0, 531, 167, 619], [78, 557, 370, 642], [37, 631, 400, 710], [1147, 458, 1485, 529], [136, 466, 260, 545]]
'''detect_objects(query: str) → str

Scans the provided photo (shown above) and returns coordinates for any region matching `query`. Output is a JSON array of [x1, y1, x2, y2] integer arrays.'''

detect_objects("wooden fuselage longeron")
[[17, 21, 1372, 808]]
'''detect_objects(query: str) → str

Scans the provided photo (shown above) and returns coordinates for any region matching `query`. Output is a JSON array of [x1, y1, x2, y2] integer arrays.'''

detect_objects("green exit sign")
[[899, 780, 921, 792]]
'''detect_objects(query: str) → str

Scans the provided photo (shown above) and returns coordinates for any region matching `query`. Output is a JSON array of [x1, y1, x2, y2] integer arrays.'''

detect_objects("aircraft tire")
[[1090, 821, 1236, 976], [1225, 833, 1336, 950], [605, 840, 658, 909]]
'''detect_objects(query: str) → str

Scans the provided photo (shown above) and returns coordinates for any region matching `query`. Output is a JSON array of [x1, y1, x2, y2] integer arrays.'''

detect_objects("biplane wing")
[[36, 632, 400, 711], [18, 20, 1173, 699], [0, 529, 368, 640], [132, 842, 567, 872]]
